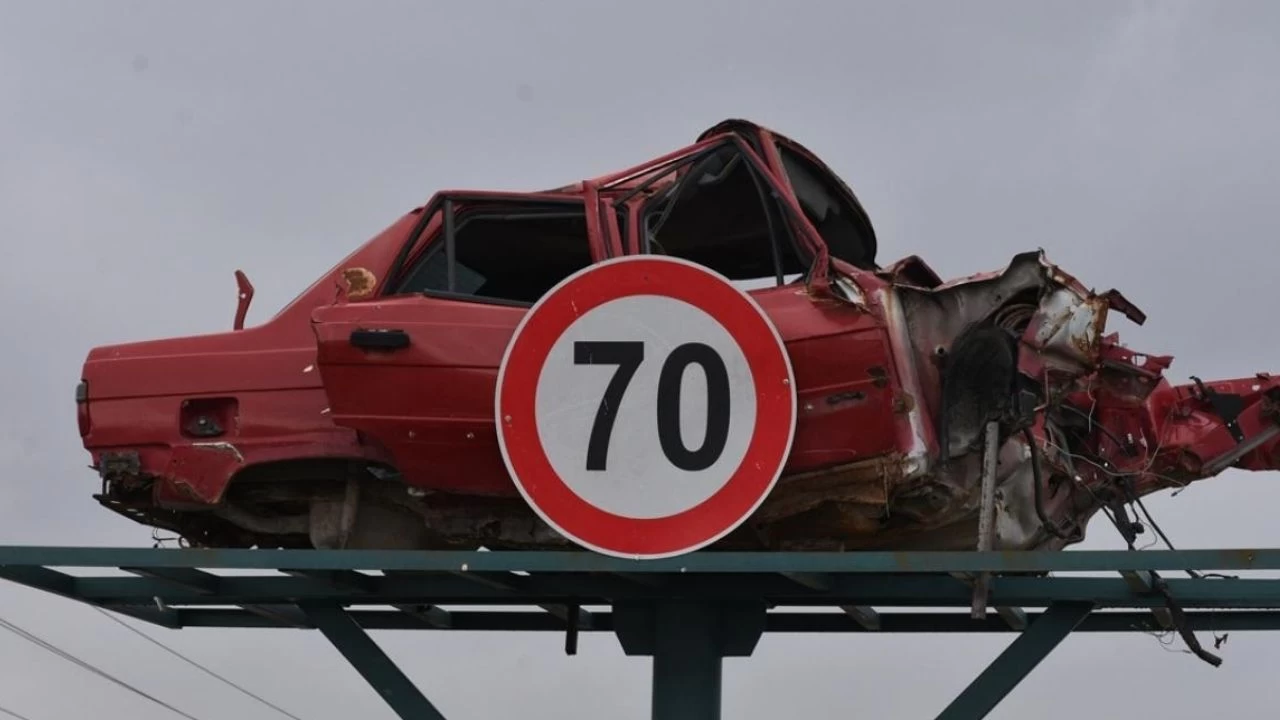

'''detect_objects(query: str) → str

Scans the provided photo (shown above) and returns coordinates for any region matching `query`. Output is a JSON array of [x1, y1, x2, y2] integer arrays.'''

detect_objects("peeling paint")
[[190, 441, 244, 464], [825, 390, 866, 406], [893, 392, 916, 414], [342, 267, 378, 300], [867, 366, 889, 387]]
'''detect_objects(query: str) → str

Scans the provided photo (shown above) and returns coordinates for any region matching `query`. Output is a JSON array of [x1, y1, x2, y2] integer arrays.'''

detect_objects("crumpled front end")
[[856, 250, 1153, 551], [843, 248, 1280, 554]]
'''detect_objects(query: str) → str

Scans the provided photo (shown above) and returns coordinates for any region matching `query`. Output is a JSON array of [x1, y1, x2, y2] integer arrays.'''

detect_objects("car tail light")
[[76, 380, 91, 437]]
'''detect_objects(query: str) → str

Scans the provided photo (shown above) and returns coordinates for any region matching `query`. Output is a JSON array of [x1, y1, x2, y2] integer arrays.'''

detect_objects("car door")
[[605, 131, 904, 478], [310, 192, 612, 496]]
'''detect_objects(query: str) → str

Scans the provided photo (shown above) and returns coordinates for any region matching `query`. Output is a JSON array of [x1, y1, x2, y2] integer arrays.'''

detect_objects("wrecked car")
[[78, 118, 1280, 556]]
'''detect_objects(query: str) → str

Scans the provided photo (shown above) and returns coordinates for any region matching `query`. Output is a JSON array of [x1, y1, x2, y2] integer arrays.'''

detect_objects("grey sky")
[[3, 0, 1279, 717]]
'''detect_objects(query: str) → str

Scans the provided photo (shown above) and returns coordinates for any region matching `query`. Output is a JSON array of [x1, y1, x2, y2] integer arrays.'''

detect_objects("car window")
[[395, 202, 596, 305], [634, 143, 808, 287], [776, 144, 877, 270]]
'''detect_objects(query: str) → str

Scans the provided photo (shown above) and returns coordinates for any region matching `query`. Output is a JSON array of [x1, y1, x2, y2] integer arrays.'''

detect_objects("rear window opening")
[[395, 203, 595, 305], [637, 144, 809, 288], [776, 144, 877, 271]]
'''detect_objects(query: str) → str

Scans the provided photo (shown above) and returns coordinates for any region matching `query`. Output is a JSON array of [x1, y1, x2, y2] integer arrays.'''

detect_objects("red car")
[[78, 119, 1280, 552]]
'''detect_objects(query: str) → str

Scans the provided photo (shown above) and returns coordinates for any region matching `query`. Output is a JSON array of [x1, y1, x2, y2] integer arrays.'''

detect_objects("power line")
[[0, 614, 203, 720], [92, 607, 306, 720], [0, 704, 34, 720]]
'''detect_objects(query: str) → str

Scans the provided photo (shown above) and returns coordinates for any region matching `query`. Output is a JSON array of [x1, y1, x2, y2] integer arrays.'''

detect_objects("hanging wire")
[[0, 704, 35, 720], [0, 614, 204, 720], [91, 607, 306, 720], [1046, 408, 1234, 654]]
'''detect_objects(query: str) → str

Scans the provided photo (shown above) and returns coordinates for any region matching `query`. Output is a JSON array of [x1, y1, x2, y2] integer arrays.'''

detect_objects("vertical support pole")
[[972, 420, 1000, 618], [615, 600, 764, 720], [935, 601, 1094, 720], [299, 603, 448, 720], [651, 602, 722, 720]]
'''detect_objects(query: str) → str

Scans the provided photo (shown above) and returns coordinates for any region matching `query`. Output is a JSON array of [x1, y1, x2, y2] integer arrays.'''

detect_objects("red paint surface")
[[79, 209, 419, 505], [77, 117, 1280, 550]]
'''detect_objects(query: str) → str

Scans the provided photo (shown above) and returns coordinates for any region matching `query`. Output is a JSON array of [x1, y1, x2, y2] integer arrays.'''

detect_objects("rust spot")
[[170, 477, 212, 503], [1262, 390, 1280, 423], [1071, 296, 1109, 359], [893, 392, 916, 414], [868, 366, 889, 388], [342, 267, 378, 300], [755, 455, 906, 523], [98, 451, 141, 482], [825, 390, 866, 406]]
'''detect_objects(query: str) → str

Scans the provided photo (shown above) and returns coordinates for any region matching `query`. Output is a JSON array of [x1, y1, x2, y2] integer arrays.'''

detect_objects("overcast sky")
[[3, 1, 1280, 718]]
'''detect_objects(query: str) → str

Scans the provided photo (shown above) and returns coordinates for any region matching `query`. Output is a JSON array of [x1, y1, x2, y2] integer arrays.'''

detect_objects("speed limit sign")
[[494, 255, 797, 559]]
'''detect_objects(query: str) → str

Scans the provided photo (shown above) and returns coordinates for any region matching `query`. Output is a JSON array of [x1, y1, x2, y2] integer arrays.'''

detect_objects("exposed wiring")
[[151, 527, 181, 548], [1040, 435, 1188, 493], [1059, 403, 1130, 451], [1021, 427, 1082, 541], [1124, 485, 1178, 550], [1038, 425, 1131, 546], [92, 607, 307, 720], [0, 614, 204, 720], [1049, 408, 1233, 660], [1118, 482, 1239, 581]]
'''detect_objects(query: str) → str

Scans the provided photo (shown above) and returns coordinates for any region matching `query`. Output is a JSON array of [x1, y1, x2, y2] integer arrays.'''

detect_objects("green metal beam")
[[282, 569, 378, 594], [122, 567, 219, 593], [1120, 570, 1175, 630], [0, 566, 75, 595], [50, 575, 1280, 609], [392, 603, 453, 629], [1, 546, 1273, 720], [994, 606, 1028, 631], [1, 546, 1277, 573], [124, 607, 1280, 633], [934, 602, 1095, 720], [299, 603, 448, 720]]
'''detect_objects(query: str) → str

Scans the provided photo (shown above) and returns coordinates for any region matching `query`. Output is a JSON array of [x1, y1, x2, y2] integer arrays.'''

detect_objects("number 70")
[[573, 340, 732, 473]]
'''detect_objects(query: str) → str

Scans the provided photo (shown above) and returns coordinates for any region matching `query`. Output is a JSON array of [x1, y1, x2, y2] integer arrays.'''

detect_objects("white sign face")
[[534, 294, 757, 519], [495, 255, 797, 559]]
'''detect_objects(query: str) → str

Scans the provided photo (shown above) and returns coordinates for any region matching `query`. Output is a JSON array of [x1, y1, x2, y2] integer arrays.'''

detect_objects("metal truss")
[[1, 546, 1277, 719]]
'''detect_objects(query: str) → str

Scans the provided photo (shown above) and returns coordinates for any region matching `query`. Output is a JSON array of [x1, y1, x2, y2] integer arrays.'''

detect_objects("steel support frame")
[[1, 547, 1276, 720], [300, 602, 447, 720], [614, 600, 767, 720], [936, 601, 1094, 719]]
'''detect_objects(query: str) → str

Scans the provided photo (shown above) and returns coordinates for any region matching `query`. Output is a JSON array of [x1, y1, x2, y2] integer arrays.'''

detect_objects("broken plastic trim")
[[233, 270, 255, 330]]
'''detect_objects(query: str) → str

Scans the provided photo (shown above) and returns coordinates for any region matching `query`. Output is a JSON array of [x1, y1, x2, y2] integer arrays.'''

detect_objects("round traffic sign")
[[495, 255, 797, 559]]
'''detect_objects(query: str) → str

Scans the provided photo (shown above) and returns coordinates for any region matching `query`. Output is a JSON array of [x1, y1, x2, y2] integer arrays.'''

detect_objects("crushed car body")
[[78, 118, 1280, 556]]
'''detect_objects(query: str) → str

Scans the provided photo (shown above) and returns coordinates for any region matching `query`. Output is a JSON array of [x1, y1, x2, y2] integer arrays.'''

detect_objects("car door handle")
[[349, 328, 411, 350]]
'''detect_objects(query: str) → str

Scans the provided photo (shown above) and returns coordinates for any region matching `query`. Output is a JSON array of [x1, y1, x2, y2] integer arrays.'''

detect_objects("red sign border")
[[495, 255, 797, 559]]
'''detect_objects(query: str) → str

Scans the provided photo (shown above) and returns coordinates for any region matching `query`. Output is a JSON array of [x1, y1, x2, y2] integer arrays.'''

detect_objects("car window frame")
[[611, 137, 818, 288], [766, 137, 880, 271], [383, 193, 606, 309]]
